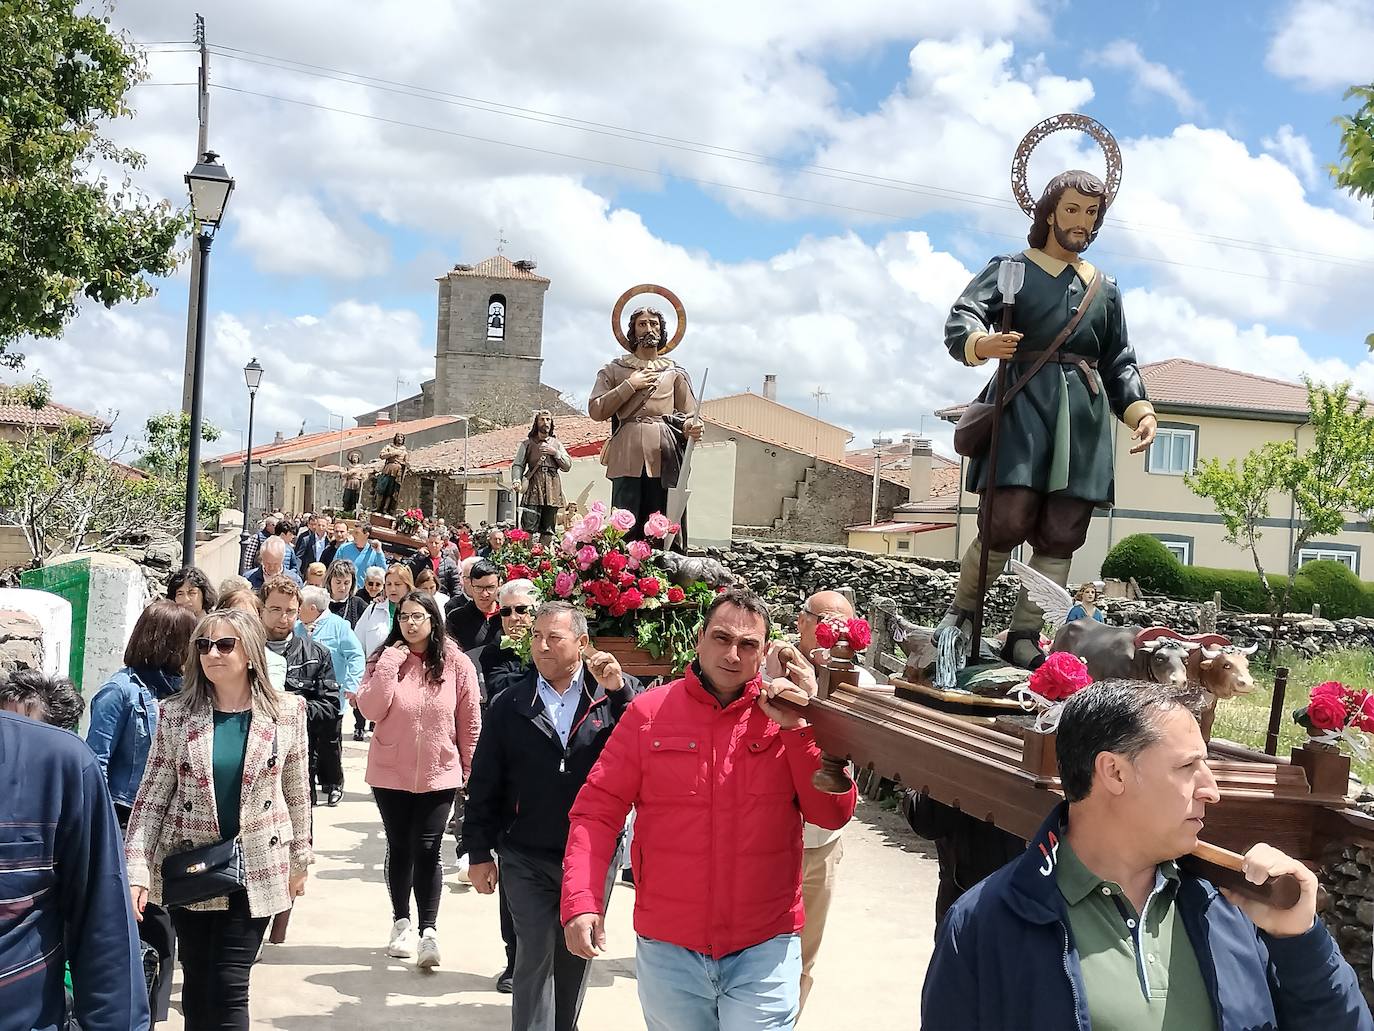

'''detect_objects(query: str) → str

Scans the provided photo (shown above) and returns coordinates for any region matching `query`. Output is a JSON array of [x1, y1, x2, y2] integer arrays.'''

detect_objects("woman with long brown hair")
[[123, 609, 312, 1030]]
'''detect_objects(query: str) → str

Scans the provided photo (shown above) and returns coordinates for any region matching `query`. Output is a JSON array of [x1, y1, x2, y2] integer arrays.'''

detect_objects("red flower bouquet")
[[1296, 681, 1374, 750], [1027, 652, 1093, 703]]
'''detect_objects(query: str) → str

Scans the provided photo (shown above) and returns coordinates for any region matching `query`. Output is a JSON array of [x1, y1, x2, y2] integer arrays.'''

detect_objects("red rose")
[[601, 551, 629, 576], [540, 560, 552, 572], [813, 621, 838, 649], [530, 544, 544, 557], [667, 586, 686, 603], [593, 580, 621, 607], [619, 571, 636, 587], [620, 588, 644, 610], [1307, 694, 1349, 731], [1356, 694, 1374, 733], [1311, 680, 1347, 703], [639, 577, 661, 597], [1028, 651, 1093, 703], [846, 618, 872, 650], [609, 600, 628, 617]]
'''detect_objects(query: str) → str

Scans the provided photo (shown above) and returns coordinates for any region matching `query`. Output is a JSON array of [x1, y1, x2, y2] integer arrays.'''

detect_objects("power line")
[[203, 82, 1345, 290], [185, 41, 1374, 272]]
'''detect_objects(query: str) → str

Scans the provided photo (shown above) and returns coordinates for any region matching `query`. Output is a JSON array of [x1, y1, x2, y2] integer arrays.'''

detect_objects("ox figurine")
[[1050, 622, 1197, 687]]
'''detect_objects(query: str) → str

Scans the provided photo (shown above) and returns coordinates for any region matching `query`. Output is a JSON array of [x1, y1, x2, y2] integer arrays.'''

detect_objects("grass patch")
[[1211, 648, 1374, 785]]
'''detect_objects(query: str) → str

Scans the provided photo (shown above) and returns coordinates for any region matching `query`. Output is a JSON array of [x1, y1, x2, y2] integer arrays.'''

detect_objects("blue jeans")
[[636, 933, 801, 1031]]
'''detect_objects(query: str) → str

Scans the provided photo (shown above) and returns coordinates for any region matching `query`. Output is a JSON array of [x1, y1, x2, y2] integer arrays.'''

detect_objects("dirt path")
[[161, 740, 939, 1030]]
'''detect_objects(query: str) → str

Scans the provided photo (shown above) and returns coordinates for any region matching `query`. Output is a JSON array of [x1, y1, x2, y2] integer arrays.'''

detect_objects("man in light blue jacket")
[[299, 585, 365, 806]]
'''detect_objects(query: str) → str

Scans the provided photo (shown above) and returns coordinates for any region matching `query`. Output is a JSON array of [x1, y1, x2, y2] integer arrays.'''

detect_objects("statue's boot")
[[938, 535, 1012, 635], [1002, 551, 1072, 670]]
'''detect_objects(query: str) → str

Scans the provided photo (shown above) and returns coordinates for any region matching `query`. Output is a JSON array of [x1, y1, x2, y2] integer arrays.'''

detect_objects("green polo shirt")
[[1055, 840, 1216, 1031]]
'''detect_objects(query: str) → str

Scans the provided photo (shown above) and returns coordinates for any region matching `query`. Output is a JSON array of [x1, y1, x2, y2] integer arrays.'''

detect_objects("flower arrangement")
[[1011, 651, 1094, 733], [813, 617, 872, 653], [1294, 681, 1374, 757], [490, 502, 710, 672], [396, 507, 425, 536]]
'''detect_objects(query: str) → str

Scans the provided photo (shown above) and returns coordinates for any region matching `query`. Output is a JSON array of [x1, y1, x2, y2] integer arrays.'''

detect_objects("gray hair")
[[260, 536, 286, 560], [299, 586, 330, 612], [535, 600, 588, 638], [363, 565, 386, 583], [499, 578, 539, 605]]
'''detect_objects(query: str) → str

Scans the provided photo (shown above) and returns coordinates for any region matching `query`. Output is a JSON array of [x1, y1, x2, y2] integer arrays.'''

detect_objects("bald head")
[[799, 590, 855, 658]]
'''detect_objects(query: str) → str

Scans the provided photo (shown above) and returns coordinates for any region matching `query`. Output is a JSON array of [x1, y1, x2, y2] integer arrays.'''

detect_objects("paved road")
[[162, 739, 940, 1030]]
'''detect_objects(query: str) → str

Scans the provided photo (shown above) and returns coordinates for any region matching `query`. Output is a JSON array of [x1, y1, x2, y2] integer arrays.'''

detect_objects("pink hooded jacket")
[[356, 638, 481, 793]]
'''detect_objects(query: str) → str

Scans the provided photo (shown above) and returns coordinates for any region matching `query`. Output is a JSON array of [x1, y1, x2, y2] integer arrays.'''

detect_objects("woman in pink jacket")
[[356, 590, 481, 970]]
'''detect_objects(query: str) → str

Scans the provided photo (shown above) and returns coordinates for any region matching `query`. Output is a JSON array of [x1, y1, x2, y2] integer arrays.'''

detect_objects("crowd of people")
[[0, 505, 1370, 1030]]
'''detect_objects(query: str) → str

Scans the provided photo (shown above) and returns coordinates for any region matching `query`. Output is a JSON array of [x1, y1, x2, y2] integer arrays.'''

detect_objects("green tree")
[[0, 1, 185, 366], [1333, 83, 1374, 208], [137, 410, 222, 480], [1186, 379, 1374, 655]]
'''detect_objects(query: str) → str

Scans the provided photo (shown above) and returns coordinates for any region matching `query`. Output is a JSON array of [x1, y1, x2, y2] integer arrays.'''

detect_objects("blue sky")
[[19, 0, 1374, 455]]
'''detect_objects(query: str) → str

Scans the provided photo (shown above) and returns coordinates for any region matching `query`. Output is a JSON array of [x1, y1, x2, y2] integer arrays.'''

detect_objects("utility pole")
[[180, 14, 210, 414], [810, 386, 829, 457]]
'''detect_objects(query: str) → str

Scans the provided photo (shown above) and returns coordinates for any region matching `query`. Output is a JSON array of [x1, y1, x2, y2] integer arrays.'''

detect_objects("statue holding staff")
[[940, 114, 1157, 670]]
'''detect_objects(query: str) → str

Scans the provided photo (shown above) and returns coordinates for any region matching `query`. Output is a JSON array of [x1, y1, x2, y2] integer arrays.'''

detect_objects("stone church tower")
[[432, 255, 550, 417]]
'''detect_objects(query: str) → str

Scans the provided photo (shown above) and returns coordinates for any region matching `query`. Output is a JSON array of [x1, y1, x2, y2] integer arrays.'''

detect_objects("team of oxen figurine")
[[1051, 622, 1259, 701]]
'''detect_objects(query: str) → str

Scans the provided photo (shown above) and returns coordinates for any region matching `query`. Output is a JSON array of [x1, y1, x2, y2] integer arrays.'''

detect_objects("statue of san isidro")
[[940, 115, 1159, 669]]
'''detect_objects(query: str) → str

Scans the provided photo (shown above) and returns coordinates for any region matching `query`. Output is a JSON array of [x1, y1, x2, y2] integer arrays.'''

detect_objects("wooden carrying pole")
[[1265, 666, 1290, 756]]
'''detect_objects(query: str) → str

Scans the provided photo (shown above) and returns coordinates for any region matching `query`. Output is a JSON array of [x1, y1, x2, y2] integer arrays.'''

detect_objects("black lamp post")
[[238, 357, 264, 572], [181, 150, 235, 568]]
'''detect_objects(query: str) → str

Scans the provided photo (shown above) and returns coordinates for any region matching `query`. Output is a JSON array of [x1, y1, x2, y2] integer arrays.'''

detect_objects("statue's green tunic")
[[946, 249, 1152, 506]]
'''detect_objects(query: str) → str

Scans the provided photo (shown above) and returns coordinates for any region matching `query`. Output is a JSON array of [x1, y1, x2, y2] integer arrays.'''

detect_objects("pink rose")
[[554, 571, 576, 598], [576, 545, 600, 571], [628, 539, 652, 561], [561, 532, 578, 557], [610, 508, 636, 533], [589, 501, 607, 516], [644, 512, 671, 538], [579, 512, 605, 539]]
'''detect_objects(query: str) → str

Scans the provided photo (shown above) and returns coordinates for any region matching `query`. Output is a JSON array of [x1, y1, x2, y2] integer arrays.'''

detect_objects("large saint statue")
[[940, 114, 1157, 669], [374, 432, 409, 516], [588, 287, 702, 547], [511, 410, 571, 546]]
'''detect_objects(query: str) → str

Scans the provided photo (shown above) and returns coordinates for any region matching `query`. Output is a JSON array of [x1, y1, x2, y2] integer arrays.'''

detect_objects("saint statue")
[[940, 114, 1157, 669], [374, 432, 409, 516], [341, 449, 365, 513], [588, 292, 702, 546], [511, 410, 571, 545]]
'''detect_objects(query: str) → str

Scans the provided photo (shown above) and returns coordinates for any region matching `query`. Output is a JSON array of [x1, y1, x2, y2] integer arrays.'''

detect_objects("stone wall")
[[1321, 845, 1374, 1007], [740, 460, 910, 546]]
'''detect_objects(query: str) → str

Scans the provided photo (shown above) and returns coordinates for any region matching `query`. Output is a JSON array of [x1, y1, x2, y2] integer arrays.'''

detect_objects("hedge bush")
[[1101, 534, 1374, 617]]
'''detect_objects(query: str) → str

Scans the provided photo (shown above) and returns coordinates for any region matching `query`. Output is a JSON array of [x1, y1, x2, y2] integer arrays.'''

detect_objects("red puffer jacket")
[[561, 664, 856, 959]]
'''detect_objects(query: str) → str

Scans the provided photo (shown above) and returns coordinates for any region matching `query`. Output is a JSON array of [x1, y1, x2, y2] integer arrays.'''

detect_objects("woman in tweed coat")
[[124, 608, 312, 1030]]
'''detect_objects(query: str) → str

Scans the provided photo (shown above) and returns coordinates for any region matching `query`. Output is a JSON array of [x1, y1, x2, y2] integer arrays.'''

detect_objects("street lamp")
[[238, 357, 263, 571], [181, 151, 235, 567]]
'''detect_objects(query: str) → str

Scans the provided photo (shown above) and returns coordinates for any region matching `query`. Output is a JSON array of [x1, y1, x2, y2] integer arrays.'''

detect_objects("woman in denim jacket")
[[85, 598, 196, 1026]]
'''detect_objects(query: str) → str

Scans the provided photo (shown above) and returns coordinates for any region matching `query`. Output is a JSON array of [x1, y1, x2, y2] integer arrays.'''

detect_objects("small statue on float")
[[937, 113, 1157, 676], [374, 432, 408, 515], [341, 449, 365, 513], [588, 284, 703, 552], [511, 410, 571, 547]]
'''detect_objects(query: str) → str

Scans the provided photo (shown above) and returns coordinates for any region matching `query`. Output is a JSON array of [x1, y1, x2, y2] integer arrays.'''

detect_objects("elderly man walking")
[[464, 601, 640, 1029], [298, 585, 364, 806], [245, 536, 302, 590], [562, 587, 856, 1030]]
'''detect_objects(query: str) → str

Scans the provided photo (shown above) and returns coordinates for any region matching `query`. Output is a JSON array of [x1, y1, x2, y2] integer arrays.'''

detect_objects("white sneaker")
[[416, 928, 440, 970], [387, 918, 416, 959], [455, 854, 472, 884]]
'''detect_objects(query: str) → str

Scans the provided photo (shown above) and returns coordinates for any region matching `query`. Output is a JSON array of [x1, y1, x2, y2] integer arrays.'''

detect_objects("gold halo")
[[611, 283, 687, 354], [1010, 113, 1122, 217]]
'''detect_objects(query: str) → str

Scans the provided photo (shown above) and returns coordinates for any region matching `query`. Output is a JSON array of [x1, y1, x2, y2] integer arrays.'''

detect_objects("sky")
[[15, 0, 1374, 460]]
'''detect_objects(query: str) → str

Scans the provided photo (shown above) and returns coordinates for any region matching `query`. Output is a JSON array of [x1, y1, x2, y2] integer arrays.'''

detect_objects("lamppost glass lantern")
[[185, 151, 235, 228], [244, 357, 263, 393]]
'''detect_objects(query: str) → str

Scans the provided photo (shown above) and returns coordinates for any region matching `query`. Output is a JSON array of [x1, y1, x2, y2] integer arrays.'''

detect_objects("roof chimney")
[[272, 430, 284, 445], [908, 437, 933, 504], [763, 374, 777, 401], [375, 411, 392, 425]]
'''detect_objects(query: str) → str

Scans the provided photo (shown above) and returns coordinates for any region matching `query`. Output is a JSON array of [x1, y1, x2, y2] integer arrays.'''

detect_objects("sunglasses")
[[194, 636, 239, 655], [500, 604, 533, 617]]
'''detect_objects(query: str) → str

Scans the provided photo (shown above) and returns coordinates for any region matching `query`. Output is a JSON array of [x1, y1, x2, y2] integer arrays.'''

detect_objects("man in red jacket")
[[561, 587, 856, 1029]]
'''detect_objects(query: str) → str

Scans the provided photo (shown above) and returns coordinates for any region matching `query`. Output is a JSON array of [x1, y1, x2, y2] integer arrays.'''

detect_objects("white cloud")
[[1267, 0, 1374, 90], [233, 194, 389, 279], [1261, 124, 1320, 187], [1092, 40, 1202, 117]]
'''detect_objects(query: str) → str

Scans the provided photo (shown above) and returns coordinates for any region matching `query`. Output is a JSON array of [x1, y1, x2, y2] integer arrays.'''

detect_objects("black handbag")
[[159, 726, 276, 908]]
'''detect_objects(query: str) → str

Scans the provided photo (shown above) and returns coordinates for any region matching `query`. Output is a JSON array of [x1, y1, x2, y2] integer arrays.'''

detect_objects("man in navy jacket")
[[922, 678, 1371, 1031], [0, 709, 150, 1031]]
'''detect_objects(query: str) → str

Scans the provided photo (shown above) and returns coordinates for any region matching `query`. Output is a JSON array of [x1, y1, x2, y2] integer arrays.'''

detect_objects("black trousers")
[[611, 473, 686, 552], [307, 717, 344, 795], [373, 786, 456, 930], [169, 891, 269, 1031], [499, 874, 517, 967], [501, 846, 618, 1031]]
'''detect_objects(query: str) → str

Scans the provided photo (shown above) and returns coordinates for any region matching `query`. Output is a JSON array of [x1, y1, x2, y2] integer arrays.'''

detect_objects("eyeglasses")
[[500, 604, 533, 617], [397, 612, 431, 624], [194, 637, 239, 655]]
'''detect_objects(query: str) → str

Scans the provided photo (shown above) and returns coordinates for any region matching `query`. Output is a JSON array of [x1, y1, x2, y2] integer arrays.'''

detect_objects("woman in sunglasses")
[[355, 591, 481, 971], [479, 578, 540, 705], [123, 609, 312, 1031]]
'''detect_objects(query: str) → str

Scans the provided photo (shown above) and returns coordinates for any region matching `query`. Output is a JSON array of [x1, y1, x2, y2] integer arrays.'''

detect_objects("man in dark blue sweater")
[[0, 708, 150, 1030], [922, 678, 1372, 1031]]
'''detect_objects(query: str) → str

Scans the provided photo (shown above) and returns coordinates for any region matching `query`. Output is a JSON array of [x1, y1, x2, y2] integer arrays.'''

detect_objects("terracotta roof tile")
[[0, 399, 108, 432], [409, 415, 608, 474], [215, 416, 461, 467], [440, 255, 550, 283]]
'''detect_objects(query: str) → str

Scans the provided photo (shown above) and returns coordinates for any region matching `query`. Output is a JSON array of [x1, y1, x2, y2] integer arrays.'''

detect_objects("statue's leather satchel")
[[952, 272, 1102, 460]]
